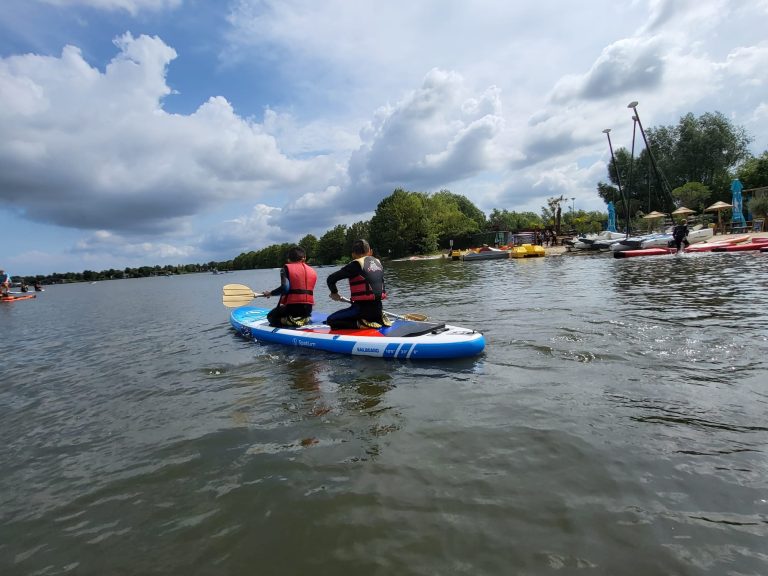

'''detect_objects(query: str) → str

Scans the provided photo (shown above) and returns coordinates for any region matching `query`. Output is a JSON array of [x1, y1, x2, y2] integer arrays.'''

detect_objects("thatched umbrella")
[[705, 201, 732, 234], [671, 206, 695, 216], [641, 210, 666, 231]]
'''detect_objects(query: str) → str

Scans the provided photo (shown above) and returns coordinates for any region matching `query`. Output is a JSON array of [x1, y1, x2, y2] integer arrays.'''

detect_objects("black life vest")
[[672, 225, 688, 241], [280, 262, 317, 305], [348, 256, 387, 302]]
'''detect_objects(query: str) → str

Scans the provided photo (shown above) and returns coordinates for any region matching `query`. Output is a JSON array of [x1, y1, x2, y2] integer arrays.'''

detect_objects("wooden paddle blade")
[[223, 283, 252, 291], [224, 288, 256, 296], [223, 283, 257, 296], [222, 294, 258, 308], [403, 313, 428, 321]]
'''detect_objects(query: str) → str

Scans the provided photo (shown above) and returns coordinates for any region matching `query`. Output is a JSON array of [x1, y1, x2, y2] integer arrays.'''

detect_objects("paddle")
[[221, 283, 428, 321], [338, 296, 428, 322], [222, 283, 267, 308]]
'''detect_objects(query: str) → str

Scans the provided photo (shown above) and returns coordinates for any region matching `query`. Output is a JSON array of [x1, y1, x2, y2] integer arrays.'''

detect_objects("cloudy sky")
[[1, 0, 767, 275]]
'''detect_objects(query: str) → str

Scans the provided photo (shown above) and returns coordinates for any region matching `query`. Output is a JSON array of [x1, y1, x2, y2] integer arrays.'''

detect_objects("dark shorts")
[[326, 300, 384, 329], [267, 304, 312, 327]]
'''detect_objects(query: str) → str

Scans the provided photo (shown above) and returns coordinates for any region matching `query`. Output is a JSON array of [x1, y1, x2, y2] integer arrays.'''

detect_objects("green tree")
[[671, 182, 712, 213], [599, 112, 752, 219], [737, 151, 768, 189], [435, 190, 486, 229], [747, 194, 768, 221], [298, 234, 318, 262], [344, 221, 371, 254], [489, 209, 543, 231], [648, 111, 752, 200], [426, 191, 481, 248], [370, 189, 437, 258], [316, 224, 347, 264]]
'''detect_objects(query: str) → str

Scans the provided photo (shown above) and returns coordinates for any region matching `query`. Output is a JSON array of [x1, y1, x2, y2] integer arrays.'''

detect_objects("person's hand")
[[329, 292, 342, 301], [262, 291, 271, 298]]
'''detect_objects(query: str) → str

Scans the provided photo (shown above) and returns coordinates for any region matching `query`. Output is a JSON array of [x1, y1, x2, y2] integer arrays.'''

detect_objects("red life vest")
[[280, 262, 317, 305], [348, 256, 387, 302]]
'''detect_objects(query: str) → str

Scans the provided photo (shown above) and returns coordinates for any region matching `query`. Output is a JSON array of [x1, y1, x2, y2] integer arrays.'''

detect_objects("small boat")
[[610, 233, 664, 252], [565, 231, 626, 251], [230, 306, 485, 360], [639, 227, 714, 248], [509, 244, 545, 258], [392, 254, 443, 262], [461, 246, 510, 261]]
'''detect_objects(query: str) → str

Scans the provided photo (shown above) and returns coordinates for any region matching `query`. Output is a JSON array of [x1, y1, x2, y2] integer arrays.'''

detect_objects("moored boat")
[[461, 246, 510, 261], [639, 227, 714, 248], [611, 233, 664, 252], [509, 244, 545, 258], [565, 231, 626, 251]]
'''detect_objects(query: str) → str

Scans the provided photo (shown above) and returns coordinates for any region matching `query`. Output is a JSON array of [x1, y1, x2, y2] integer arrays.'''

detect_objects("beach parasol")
[[671, 206, 695, 216], [641, 210, 666, 231], [705, 201, 732, 234]]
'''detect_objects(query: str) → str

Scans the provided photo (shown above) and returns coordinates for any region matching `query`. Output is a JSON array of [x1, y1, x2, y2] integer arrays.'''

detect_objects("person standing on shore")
[[671, 219, 690, 253], [261, 246, 318, 327]]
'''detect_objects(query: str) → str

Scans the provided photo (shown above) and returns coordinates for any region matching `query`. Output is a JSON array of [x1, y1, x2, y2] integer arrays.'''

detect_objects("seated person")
[[326, 239, 390, 329], [262, 246, 317, 327]]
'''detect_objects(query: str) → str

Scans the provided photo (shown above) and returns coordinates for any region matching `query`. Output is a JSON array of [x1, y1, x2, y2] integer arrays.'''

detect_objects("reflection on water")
[[2, 253, 768, 575]]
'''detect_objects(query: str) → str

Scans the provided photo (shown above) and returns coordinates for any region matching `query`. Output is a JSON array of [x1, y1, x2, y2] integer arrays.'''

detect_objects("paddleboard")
[[613, 248, 675, 258], [1, 293, 36, 302], [230, 306, 485, 360], [711, 242, 768, 252]]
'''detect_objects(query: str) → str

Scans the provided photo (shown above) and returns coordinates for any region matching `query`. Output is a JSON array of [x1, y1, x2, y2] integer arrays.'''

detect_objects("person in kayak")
[[0, 269, 10, 296], [261, 246, 318, 327], [671, 219, 690, 253], [326, 239, 391, 329]]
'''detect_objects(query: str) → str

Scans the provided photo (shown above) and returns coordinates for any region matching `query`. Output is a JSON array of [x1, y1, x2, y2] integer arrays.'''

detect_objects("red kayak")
[[1, 293, 36, 302]]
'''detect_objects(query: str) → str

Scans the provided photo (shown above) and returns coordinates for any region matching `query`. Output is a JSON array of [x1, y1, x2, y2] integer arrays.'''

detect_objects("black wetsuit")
[[326, 257, 386, 329], [671, 224, 690, 251]]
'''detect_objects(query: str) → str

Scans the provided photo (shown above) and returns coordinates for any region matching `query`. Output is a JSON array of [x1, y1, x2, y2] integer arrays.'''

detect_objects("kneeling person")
[[262, 246, 317, 327], [326, 239, 390, 329]]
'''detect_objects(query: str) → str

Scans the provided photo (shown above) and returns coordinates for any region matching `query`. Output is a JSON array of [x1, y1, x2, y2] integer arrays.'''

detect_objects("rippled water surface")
[[2, 252, 767, 575]]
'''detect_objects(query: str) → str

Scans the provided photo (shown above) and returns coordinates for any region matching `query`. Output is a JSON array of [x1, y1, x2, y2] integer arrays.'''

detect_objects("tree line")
[[16, 263, 226, 285], [20, 110, 768, 283]]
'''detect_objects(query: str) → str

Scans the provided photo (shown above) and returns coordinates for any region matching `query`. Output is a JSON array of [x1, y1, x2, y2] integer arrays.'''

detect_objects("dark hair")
[[351, 239, 370, 256], [287, 246, 306, 262]]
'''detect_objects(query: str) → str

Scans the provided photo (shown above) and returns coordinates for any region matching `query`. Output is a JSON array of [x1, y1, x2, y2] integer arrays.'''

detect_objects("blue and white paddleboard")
[[230, 306, 485, 360]]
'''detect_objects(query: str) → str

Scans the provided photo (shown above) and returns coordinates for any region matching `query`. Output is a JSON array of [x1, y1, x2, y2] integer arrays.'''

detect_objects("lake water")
[[1, 251, 767, 575]]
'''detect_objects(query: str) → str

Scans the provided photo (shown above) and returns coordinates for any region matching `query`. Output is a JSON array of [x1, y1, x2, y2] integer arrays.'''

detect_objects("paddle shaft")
[[338, 296, 425, 321]]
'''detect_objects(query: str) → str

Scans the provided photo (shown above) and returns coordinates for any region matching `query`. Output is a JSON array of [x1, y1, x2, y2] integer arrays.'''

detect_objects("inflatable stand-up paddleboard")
[[230, 306, 485, 360], [1, 293, 36, 302]]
